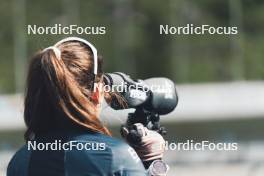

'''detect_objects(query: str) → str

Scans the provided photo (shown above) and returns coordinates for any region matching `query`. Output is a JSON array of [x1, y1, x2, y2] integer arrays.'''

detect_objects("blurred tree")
[[13, 0, 27, 93], [0, 0, 264, 93]]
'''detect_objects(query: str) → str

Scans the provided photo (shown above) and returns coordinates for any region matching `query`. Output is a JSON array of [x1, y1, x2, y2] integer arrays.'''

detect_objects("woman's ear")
[[91, 83, 103, 105], [91, 86, 99, 104]]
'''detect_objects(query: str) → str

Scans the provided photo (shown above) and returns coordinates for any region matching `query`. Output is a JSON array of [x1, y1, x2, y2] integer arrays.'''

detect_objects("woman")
[[7, 37, 168, 176]]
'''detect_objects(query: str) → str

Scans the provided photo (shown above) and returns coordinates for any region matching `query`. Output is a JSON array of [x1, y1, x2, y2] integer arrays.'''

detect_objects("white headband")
[[54, 37, 98, 75], [43, 37, 98, 75]]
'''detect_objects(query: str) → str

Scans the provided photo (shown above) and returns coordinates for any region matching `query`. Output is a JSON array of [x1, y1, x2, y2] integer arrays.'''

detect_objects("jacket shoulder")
[[7, 145, 31, 176]]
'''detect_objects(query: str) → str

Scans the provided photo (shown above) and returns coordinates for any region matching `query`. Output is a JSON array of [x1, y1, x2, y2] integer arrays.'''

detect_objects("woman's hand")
[[120, 123, 166, 162]]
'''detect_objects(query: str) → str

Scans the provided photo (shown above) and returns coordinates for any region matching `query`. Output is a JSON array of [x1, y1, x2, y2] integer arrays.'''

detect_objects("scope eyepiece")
[[103, 72, 178, 115]]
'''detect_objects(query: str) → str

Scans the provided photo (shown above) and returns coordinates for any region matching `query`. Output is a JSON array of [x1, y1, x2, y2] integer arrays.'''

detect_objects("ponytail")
[[24, 43, 110, 140]]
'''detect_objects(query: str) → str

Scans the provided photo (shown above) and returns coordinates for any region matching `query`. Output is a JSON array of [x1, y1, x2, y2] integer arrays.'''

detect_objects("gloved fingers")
[[120, 123, 167, 163], [120, 124, 142, 144], [120, 123, 147, 145], [120, 125, 129, 138], [132, 123, 148, 137]]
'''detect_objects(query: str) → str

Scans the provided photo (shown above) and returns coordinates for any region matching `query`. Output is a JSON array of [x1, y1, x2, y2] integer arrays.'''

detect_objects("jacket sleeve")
[[111, 142, 147, 176]]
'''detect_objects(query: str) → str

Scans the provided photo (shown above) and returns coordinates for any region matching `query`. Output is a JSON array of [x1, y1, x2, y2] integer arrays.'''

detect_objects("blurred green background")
[[0, 0, 264, 93], [1, 0, 264, 175]]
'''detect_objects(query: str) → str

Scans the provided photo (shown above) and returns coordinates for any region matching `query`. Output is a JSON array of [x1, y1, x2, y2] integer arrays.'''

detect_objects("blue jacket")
[[7, 129, 147, 176]]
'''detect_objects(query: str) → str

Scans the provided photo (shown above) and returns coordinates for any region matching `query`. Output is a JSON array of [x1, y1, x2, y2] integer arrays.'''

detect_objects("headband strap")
[[43, 46, 61, 60], [54, 37, 98, 75]]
